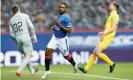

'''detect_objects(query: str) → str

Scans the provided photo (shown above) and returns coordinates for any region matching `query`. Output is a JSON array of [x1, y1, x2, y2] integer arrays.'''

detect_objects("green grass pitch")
[[1, 63, 133, 80]]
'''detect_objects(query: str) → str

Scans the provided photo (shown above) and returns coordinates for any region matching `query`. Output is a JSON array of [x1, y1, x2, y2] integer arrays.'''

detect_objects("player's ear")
[[66, 8, 68, 13]]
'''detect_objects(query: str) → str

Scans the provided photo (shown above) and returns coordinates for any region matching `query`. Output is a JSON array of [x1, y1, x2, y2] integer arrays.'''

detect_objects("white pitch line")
[[52, 72, 129, 80], [9, 70, 129, 80]]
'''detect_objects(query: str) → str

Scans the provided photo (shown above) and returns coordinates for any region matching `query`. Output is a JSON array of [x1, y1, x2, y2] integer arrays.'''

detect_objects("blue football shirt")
[[54, 13, 72, 38]]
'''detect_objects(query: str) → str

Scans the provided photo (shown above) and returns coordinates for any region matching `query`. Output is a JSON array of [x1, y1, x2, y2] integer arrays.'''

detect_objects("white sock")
[[27, 62, 34, 74], [17, 58, 29, 72]]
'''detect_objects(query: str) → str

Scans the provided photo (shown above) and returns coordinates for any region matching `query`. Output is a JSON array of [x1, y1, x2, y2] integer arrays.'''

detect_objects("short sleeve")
[[65, 16, 72, 27]]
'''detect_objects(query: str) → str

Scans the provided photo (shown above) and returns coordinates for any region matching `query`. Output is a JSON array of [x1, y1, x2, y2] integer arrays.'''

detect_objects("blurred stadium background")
[[1, 0, 133, 80]]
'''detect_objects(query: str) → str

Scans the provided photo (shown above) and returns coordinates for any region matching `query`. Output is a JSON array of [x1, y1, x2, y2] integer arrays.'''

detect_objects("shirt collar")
[[60, 13, 67, 16], [14, 11, 20, 15], [110, 10, 117, 15]]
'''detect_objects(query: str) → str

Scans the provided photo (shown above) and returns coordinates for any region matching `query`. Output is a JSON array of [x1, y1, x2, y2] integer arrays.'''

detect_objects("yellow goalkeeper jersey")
[[104, 10, 119, 37], [99, 10, 119, 49]]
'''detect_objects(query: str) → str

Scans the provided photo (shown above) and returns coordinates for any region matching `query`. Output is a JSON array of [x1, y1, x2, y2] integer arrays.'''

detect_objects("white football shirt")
[[9, 12, 35, 38]]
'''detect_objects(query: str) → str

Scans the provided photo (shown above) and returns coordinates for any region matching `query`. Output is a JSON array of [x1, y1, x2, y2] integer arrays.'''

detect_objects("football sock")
[[45, 55, 51, 71], [18, 58, 29, 72], [27, 62, 34, 73], [98, 53, 113, 66], [85, 54, 96, 71], [64, 55, 76, 66]]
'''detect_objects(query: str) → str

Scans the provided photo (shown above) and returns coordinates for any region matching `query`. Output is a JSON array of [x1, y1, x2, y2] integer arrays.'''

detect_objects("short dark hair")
[[60, 2, 68, 8], [113, 2, 119, 12], [12, 4, 19, 14]]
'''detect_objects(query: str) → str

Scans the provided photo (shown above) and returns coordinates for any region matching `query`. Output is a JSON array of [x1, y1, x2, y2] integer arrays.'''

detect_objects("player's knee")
[[95, 53, 100, 56], [45, 48, 53, 59], [64, 55, 72, 61], [45, 48, 54, 56], [25, 54, 31, 61], [92, 49, 97, 54], [93, 50, 99, 56]]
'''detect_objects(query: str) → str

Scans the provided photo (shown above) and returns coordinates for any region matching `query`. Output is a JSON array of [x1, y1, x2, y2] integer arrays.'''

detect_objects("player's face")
[[59, 4, 67, 15], [109, 3, 115, 11]]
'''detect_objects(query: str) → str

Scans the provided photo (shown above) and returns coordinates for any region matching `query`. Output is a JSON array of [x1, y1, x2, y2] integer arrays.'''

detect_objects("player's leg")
[[84, 53, 97, 72], [41, 48, 53, 79], [44, 48, 54, 71], [78, 45, 98, 73], [79, 41, 115, 73], [57, 36, 77, 73], [44, 35, 57, 71], [27, 60, 38, 76], [95, 43, 115, 73], [15, 39, 24, 76], [84, 44, 102, 72], [97, 52, 116, 73], [18, 43, 37, 76], [16, 45, 32, 76], [41, 35, 57, 79], [64, 54, 77, 73], [41, 45, 56, 79], [16, 37, 37, 76], [17, 53, 31, 71]]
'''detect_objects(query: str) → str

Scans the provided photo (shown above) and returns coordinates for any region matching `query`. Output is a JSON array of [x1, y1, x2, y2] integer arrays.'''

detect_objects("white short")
[[47, 35, 69, 56], [15, 35, 33, 55]]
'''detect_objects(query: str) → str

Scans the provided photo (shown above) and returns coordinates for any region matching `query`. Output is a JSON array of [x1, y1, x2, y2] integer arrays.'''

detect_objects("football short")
[[47, 34, 69, 56], [15, 35, 33, 55], [98, 35, 114, 49]]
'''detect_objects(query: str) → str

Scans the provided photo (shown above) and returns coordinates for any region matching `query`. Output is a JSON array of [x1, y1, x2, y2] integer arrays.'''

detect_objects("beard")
[[59, 11, 66, 15]]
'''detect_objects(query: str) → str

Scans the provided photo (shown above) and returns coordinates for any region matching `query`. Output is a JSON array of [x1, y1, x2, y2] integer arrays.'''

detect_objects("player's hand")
[[100, 34, 104, 42], [31, 35, 37, 43], [51, 25, 55, 31], [56, 19, 61, 27], [98, 31, 104, 36], [32, 37, 37, 43]]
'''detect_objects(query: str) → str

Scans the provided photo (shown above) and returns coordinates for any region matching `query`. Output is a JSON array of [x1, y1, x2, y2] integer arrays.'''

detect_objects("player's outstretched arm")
[[26, 16, 37, 43]]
